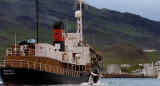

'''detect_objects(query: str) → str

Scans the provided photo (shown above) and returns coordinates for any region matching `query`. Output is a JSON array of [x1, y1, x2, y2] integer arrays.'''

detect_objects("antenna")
[[74, 0, 88, 11], [36, 0, 39, 43], [75, 0, 88, 45]]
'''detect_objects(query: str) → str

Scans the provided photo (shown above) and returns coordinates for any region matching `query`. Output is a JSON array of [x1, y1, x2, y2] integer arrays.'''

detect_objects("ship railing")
[[6, 48, 53, 58], [0, 60, 86, 77], [6, 48, 36, 56], [6, 48, 42, 56]]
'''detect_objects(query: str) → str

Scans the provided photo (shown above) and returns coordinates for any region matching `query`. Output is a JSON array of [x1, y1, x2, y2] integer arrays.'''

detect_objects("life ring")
[[30, 49, 35, 55]]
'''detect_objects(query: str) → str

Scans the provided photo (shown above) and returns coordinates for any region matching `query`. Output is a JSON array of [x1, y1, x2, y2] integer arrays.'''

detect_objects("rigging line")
[[39, 9, 90, 24], [69, 21, 71, 33], [40, 11, 87, 33], [39, 9, 76, 21], [83, 9, 95, 46], [64, 19, 68, 33], [71, 10, 76, 33], [73, 21, 77, 33]]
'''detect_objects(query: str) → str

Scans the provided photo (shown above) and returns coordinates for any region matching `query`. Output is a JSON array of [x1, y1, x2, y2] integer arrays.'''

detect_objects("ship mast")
[[36, 0, 39, 43], [75, 0, 86, 46]]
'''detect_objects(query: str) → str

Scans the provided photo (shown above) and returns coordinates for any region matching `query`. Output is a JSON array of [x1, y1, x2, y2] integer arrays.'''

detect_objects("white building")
[[146, 67, 156, 77], [106, 64, 121, 74], [143, 63, 152, 70]]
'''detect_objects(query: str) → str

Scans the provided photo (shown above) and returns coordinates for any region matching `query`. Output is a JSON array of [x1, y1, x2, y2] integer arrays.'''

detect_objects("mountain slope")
[[1, 0, 160, 59], [103, 43, 149, 64]]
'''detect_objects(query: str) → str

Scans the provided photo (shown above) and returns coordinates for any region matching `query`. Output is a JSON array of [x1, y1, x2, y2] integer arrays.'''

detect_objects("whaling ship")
[[0, 0, 103, 85]]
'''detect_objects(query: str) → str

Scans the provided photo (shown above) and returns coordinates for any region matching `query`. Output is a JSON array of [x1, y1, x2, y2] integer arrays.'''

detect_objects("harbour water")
[[0, 78, 160, 86], [98, 78, 160, 86]]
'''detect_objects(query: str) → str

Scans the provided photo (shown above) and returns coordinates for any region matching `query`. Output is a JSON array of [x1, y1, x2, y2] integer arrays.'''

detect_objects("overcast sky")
[[87, 0, 160, 21]]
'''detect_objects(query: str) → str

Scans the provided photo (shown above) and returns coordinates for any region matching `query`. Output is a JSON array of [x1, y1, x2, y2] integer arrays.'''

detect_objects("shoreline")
[[101, 73, 156, 78]]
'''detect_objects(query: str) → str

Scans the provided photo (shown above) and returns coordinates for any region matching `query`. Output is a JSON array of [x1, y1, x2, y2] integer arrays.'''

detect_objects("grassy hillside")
[[102, 43, 150, 68], [145, 51, 160, 63], [102, 44, 160, 69], [1, 0, 160, 64]]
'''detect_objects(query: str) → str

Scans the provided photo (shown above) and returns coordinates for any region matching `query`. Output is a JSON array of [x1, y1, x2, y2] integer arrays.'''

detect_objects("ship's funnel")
[[53, 22, 65, 51]]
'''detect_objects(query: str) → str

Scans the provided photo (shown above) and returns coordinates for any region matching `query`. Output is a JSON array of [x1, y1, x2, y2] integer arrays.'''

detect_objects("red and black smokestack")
[[53, 22, 65, 51]]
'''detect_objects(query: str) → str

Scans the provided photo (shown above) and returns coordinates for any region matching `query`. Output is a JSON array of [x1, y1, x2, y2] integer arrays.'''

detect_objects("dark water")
[[1, 78, 160, 86]]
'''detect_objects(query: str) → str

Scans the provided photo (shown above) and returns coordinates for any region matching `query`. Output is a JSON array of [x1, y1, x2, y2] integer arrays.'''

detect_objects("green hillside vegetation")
[[121, 64, 142, 73], [145, 51, 160, 63], [1, 0, 160, 65], [102, 43, 150, 68]]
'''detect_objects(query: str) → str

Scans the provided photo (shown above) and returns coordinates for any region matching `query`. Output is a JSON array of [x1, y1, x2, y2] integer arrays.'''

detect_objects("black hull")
[[0, 68, 90, 85]]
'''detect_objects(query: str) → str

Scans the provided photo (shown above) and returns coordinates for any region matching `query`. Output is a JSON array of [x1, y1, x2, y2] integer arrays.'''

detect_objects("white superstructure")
[[6, 0, 90, 66], [36, 0, 90, 65], [32, 43, 90, 65]]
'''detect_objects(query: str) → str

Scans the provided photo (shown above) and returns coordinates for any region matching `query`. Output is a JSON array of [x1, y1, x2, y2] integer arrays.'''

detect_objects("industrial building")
[[106, 64, 121, 74]]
